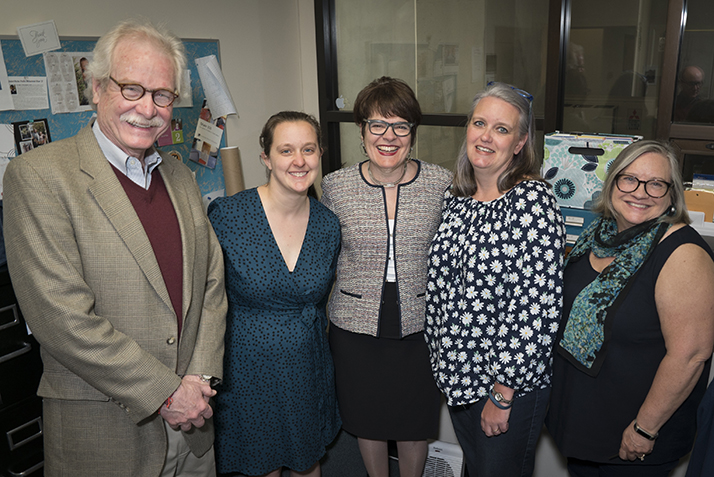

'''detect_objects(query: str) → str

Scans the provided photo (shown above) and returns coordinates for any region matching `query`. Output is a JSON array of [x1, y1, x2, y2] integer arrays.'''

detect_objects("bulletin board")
[[0, 36, 225, 198]]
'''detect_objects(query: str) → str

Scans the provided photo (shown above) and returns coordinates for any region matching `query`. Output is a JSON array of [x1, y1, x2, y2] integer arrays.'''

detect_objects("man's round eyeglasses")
[[110, 76, 178, 108], [364, 119, 414, 137], [615, 174, 672, 198]]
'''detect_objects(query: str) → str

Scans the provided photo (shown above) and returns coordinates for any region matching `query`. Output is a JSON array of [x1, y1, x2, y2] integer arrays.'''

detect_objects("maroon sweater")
[[112, 166, 184, 335]]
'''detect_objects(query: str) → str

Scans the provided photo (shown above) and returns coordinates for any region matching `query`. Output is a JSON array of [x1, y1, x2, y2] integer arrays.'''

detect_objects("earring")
[[668, 205, 676, 216], [360, 141, 369, 158], [406, 147, 413, 162]]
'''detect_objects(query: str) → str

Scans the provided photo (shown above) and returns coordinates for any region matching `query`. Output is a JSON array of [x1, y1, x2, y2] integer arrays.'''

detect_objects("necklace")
[[368, 161, 409, 188]]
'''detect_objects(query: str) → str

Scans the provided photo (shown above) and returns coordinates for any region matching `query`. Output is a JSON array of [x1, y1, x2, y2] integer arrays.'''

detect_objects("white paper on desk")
[[9, 77, 49, 110], [17, 21, 61, 57], [195, 55, 237, 118], [0, 124, 16, 198], [0, 46, 14, 111]]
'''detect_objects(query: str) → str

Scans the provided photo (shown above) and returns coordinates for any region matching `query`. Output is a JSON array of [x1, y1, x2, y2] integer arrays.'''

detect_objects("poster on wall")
[[8, 77, 49, 110], [44, 52, 94, 113]]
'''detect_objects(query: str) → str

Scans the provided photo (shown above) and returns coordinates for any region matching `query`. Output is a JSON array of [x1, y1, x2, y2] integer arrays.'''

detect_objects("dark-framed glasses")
[[615, 174, 672, 198], [364, 119, 414, 137], [109, 76, 178, 108]]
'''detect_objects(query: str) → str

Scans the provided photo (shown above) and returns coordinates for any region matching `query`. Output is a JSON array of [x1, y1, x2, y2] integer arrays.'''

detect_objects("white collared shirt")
[[92, 121, 162, 190]]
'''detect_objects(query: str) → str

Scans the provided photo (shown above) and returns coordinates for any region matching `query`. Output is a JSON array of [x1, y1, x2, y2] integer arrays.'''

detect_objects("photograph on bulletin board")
[[12, 118, 51, 154], [188, 99, 224, 170], [73, 53, 92, 107]]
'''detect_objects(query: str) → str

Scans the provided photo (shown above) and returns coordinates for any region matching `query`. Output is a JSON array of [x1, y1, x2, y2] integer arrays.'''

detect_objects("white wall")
[[0, 0, 319, 190]]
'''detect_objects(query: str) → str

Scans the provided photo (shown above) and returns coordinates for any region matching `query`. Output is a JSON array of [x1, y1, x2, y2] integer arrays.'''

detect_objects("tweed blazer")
[[321, 160, 452, 337], [3, 123, 227, 476]]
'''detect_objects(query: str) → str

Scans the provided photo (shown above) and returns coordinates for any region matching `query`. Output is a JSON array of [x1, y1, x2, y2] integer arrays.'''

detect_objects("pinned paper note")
[[195, 55, 237, 119], [17, 21, 61, 57], [9, 77, 50, 110], [175, 69, 193, 108]]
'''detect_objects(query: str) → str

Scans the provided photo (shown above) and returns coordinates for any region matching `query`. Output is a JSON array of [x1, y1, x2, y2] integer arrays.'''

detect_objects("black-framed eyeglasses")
[[615, 174, 672, 198], [109, 76, 178, 108], [364, 119, 414, 137]]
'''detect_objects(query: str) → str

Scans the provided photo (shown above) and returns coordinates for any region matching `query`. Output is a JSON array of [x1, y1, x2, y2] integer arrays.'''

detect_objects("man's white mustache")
[[120, 112, 165, 128]]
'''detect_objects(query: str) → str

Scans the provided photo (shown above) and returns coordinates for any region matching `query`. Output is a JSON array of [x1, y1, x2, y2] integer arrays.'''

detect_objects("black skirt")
[[329, 282, 441, 441]]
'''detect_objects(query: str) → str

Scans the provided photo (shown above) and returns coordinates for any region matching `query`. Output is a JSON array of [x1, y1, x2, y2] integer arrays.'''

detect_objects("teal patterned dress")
[[208, 188, 341, 475]]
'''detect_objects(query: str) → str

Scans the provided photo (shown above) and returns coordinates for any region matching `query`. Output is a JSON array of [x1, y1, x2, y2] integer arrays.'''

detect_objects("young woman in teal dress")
[[208, 111, 341, 477]]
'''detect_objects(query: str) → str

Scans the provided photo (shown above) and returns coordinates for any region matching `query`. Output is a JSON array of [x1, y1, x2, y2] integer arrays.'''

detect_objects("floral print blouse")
[[425, 180, 566, 406]]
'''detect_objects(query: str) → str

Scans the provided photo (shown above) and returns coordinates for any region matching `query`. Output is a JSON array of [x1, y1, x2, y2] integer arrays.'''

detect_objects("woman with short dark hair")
[[321, 76, 452, 477]]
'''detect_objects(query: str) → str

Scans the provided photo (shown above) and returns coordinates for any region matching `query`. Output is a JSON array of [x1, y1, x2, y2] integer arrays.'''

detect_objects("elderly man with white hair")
[[3, 19, 227, 477]]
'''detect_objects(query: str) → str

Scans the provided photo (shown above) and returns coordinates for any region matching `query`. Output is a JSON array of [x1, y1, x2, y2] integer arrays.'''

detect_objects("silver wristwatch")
[[493, 391, 513, 405]]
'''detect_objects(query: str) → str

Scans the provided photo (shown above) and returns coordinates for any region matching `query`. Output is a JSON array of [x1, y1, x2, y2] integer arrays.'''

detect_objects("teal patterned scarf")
[[557, 216, 670, 376]]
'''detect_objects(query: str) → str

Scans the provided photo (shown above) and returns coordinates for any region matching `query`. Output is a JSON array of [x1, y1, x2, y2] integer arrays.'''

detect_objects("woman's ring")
[[639, 454, 645, 461]]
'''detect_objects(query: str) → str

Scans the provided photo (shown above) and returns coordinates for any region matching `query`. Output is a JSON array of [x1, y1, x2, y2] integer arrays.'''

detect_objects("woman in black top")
[[546, 140, 714, 476]]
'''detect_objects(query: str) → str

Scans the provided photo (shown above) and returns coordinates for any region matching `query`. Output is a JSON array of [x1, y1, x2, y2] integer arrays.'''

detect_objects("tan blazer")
[[3, 124, 227, 476]]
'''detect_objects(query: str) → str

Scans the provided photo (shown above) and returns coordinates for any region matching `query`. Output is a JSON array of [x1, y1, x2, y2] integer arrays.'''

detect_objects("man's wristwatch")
[[633, 420, 658, 440], [200, 375, 220, 387]]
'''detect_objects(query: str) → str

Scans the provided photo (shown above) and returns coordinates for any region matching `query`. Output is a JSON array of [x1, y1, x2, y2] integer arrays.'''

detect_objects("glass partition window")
[[335, 0, 417, 112], [334, 0, 549, 172], [673, 0, 714, 124], [338, 122, 362, 168], [336, 0, 548, 116], [562, 0, 669, 139]]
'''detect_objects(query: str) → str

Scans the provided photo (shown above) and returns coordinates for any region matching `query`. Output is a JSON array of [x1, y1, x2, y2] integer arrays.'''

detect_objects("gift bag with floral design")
[[542, 132, 642, 209]]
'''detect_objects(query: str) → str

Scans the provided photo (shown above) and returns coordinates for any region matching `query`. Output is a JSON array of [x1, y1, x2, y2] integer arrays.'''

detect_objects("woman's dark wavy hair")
[[353, 76, 422, 147], [452, 82, 542, 197]]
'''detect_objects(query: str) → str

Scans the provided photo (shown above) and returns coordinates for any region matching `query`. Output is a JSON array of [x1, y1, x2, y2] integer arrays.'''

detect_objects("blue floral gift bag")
[[542, 132, 642, 209]]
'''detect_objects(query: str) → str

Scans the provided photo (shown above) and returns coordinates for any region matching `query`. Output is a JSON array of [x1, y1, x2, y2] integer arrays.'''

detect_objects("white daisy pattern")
[[425, 181, 566, 406]]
